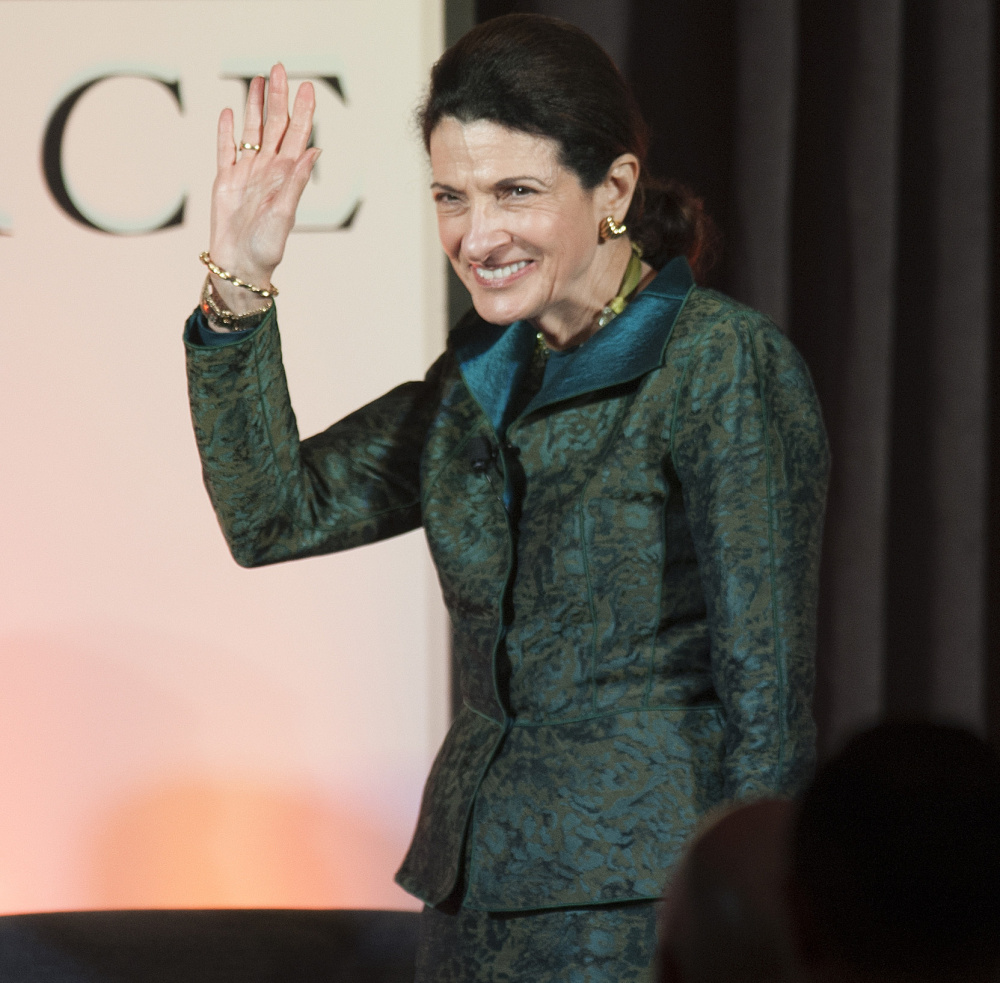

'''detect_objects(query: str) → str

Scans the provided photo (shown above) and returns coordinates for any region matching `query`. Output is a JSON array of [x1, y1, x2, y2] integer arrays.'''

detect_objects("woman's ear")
[[597, 153, 640, 223]]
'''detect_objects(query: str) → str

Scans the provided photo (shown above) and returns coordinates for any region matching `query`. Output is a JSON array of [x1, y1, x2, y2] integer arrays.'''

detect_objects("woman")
[[185, 15, 828, 982]]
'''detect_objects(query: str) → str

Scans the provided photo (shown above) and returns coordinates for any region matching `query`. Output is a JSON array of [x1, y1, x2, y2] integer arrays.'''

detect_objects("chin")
[[469, 288, 537, 327]]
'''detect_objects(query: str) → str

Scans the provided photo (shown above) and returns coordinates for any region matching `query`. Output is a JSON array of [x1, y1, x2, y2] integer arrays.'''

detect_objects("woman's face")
[[429, 117, 618, 331]]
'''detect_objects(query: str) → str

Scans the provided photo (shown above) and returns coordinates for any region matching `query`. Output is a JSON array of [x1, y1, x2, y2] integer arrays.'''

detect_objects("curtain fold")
[[788, 0, 905, 753], [897, 0, 991, 726], [472, 0, 998, 750], [729, 0, 797, 326]]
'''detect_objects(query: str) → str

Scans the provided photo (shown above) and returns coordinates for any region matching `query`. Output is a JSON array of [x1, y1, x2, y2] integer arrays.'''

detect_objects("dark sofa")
[[0, 909, 420, 982]]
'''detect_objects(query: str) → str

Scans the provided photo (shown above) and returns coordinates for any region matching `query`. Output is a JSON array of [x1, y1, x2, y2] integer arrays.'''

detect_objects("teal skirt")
[[414, 899, 659, 983]]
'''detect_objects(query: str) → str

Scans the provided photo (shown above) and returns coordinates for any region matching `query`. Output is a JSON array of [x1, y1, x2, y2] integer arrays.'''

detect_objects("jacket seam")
[[250, 332, 286, 502], [510, 702, 723, 727], [641, 285, 694, 708], [463, 700, 505, 725], [461, 891, 662, 914], [666, 333, 706, 468], [576, 392, 638, 712], [662, 283, 700, 464], [745, 317, 786, 786], [579, 496, 599, 711], [657, 282, 696, 362], [245, 331, 300, 548], [644, 477, 669, 707]]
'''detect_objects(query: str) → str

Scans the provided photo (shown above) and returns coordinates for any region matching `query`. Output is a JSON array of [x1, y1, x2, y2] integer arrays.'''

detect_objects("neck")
[[531, 238, 636, 351]]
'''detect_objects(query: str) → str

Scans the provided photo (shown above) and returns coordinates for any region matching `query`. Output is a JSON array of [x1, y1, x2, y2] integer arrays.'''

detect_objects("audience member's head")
[[791, 720, 1000, 983], [657, 798, 798, 983]]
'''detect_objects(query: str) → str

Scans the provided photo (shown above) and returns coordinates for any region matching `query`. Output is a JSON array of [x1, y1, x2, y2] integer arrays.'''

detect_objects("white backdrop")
[[0, 0, 447, 912]]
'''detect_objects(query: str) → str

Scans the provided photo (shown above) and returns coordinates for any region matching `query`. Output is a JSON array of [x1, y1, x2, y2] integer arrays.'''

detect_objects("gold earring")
[[599, 215, 627, 240]]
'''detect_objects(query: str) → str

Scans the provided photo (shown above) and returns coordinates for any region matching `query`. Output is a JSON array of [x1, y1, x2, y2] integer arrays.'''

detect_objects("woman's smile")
[[471, 259, 533, 285]]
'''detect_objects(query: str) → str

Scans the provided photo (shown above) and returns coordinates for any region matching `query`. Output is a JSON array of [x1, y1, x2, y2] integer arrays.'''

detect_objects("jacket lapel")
[[450, 317, 537, 433], [452, 256, 695, 430]]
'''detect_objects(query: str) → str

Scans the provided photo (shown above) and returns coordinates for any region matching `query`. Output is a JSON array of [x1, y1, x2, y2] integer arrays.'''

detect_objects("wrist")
[[210, 273, 272, 314], [198, 251, 278, 311], [205, 244, 276, 293], [200, 275, 273, 330]]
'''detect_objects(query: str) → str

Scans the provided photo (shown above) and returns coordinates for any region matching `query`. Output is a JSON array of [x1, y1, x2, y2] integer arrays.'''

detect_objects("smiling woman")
[[430, 119, 642, 346], [184, 13, 829, 983]]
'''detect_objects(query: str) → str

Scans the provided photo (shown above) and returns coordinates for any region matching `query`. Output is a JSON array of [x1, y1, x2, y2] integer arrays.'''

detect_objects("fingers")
[[236, 66, 315, 162], [261, 63, 289, 154], [240, 75, 265, 150], [217, 108, 235, 169], [279, 81, 316, 160]]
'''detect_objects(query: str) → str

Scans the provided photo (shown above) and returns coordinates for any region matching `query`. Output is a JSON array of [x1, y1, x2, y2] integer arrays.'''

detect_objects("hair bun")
[[629, 177, 720, 280]]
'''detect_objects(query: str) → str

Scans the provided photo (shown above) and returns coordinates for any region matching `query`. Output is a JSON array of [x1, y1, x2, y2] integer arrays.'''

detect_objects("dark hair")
[[418, 14, 718, 278], [792, 721, 1000, 981]]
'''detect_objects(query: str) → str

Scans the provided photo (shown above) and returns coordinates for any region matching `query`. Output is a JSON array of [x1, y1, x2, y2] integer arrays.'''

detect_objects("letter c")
[[42, 74, 186, 234]]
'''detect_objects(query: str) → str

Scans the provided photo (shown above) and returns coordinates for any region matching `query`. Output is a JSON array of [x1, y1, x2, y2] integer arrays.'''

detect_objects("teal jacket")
[[185, 257, 829, 912]]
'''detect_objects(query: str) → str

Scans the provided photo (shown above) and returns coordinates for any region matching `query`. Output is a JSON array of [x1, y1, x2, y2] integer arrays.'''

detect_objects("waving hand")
[[208, 64, 319, 314]]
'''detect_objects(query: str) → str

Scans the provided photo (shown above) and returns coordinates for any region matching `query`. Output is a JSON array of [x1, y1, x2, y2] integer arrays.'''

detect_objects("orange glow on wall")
[[89, 780, 408, 910], [1, 0, 448, 914]]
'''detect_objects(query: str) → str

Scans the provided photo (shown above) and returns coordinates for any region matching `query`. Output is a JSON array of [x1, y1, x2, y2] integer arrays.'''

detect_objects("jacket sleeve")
[[670, 307, 829, 798], [184, 307, 450, 567]]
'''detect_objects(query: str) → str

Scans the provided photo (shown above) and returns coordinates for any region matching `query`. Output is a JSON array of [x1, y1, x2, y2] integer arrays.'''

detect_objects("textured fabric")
[[185, 256, 829, 913], [415, 901, 658, 983], [538, 0, 997, 747]]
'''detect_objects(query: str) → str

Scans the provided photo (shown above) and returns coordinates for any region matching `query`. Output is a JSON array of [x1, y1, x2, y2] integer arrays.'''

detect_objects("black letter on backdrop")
[[42, 75, 185, 234]]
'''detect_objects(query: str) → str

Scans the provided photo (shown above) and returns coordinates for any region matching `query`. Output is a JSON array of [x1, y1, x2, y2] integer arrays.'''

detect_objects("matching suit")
[[185, 255, 828, 919]]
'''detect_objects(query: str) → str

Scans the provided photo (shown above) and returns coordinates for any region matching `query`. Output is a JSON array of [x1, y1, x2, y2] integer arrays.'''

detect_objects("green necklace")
[[597, 241, 645, 328], [536, 242, 645, 354]]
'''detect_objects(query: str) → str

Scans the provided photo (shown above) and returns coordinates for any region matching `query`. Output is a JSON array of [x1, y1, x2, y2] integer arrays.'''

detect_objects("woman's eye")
[[498, 185, 535, 201]]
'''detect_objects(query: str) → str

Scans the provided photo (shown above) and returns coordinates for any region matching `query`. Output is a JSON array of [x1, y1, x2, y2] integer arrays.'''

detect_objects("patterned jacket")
[[185, 256, 829, 912]]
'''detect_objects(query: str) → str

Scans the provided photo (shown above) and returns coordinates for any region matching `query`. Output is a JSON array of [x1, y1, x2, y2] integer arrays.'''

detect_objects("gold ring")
[[239, 142, 261, 152]]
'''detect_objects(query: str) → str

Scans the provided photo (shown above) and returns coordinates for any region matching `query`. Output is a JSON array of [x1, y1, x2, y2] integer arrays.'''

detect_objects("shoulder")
[[673, 287, 781, 346], [668, 288, 828, 475], [670, 286, 813, 383]]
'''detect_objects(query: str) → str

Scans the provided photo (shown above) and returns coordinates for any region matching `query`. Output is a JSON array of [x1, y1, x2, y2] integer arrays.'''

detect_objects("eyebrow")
[[494, 176, 545, 187], [429, 176, 548, 193]]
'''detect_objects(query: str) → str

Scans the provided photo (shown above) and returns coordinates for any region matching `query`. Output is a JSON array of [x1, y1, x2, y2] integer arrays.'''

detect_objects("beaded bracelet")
[[200, 275, 273, 330], [199, 251, 278, 297]]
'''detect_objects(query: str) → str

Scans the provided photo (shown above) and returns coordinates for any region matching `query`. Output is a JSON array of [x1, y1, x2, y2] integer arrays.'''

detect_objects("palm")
[[210, 64, 319, 288]]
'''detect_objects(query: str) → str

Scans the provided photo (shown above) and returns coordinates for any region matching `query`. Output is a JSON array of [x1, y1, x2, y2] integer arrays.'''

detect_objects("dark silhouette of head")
[[791, 720, 1000, 982], [658, 799, 799, 983]]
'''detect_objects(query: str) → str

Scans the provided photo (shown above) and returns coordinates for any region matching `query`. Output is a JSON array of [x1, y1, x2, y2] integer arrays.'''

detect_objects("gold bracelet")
[[200, 275, 273, 329], [199, 251, 278, 297]]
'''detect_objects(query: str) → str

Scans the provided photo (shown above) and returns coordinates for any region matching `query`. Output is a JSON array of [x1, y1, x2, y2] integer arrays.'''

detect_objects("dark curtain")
[[474, 0, 999, 755]]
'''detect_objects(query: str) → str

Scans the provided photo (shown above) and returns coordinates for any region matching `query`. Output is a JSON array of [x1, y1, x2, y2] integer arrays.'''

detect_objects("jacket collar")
[[451, 255, 695, 432]]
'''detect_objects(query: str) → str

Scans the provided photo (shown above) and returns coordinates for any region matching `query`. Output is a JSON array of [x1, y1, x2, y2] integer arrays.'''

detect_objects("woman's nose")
[[461, 200, 509, 263]]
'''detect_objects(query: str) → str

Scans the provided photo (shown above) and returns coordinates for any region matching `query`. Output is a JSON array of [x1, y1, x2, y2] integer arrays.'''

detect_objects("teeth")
[[475, 260, 529, 282]]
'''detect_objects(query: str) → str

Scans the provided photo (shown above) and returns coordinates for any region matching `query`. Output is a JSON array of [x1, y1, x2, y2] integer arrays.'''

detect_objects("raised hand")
[[208, 64, 320, 313]]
